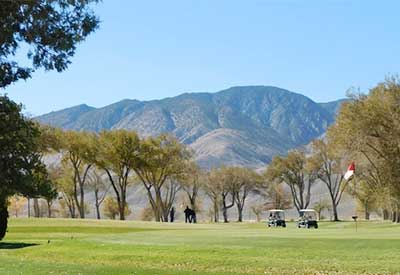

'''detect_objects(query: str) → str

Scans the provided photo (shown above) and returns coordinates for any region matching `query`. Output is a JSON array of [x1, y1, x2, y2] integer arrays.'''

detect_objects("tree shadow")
[[0, 242, 38, 250]]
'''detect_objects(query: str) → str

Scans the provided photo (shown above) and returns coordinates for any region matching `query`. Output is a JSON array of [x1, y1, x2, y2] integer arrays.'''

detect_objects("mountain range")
[[36, 86, 345, 168]]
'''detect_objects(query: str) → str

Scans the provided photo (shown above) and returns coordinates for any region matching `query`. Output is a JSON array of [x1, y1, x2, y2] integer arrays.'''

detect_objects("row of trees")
[[23, 126, 355, 223], [39, 129, 191, 222], [37, 129, 267, 223]]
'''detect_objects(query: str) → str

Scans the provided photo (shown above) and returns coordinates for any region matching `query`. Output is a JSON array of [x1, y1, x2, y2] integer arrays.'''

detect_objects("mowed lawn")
[[1, 219, 400, 275]]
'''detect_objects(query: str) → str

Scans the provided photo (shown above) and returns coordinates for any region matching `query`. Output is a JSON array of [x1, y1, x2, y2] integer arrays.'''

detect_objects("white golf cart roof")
[[299, 209, 316, 212], [269, 209, 284, 212]]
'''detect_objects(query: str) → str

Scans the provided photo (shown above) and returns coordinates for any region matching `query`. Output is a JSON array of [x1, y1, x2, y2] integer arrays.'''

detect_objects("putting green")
[[1, 218, 399, 274]]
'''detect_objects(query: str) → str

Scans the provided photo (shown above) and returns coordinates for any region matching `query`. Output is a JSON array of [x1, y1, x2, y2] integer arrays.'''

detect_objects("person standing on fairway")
[[184, 206, 192, 223], [170, 207, 175, 222]]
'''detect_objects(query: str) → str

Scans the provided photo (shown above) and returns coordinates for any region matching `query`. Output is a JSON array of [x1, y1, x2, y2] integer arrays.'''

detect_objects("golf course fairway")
[[1, 218, 399, 275]]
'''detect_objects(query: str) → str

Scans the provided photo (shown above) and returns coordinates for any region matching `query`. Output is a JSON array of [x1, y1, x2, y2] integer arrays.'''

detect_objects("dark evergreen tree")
[[0, 95, 53, 240]]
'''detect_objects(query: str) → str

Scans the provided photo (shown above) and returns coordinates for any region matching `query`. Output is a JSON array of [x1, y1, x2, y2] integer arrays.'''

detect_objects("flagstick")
[[354, 175, 357, 233]]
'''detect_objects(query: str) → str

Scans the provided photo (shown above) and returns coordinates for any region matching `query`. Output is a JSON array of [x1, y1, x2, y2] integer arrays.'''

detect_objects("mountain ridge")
[[36, 86, 346, 168]]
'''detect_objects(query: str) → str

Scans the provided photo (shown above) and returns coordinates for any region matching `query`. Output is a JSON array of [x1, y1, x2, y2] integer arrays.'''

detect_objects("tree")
[[180, 162, 203, 212], [309, 139, 351, 221], [139, 206, 155, 221], [346, 160, 380, 220], [133, 134, 190, 222], [31, 125, 62, 218], [207, 167, 236, 223], [87, 170, 109, 220], [328, 77, 400, 222], [55, 164, 77, 218], [0, 0, 99, 88], [96, 130, 140, 220], [313, 199, 330, 221], [260, 180, 292, 210], [0, 95, 53, 240], [103, 196, 131, 220], [250, 204, 265, 222], [266, 150, 317, 213], [42, 188, 58, 218], [204, 171, 221, 223], [348, 180, 377, 220], [60, 130, 97, 218], [8, 196, 27, 218], [231, 167, 262, 222], [103, 197, 119, 220]]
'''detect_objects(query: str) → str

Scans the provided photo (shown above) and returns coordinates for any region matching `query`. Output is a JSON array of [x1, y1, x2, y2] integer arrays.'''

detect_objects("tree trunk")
[[364, 202, 369, 220], [95, 203, 101, 219], [118, 200, 125, 221], [237, 204, 243, 222], [69, 201, 76, 218], [33, 198, 40, 218], [27, 198, 31, 218], [190, 197, 196, 212], [329, 192, 339, 221], [0, 198, 8, 240], [47, 201, 52, 218], [222, 207, 229, 223], [79, 183, 85, 218], [332, 203, 339, 221], [213, 199, 219, 223], [392, 211, 397, 223], [163, 210, 169, 223], [383, 209, 389, 220], [94, 190, 101, 219]]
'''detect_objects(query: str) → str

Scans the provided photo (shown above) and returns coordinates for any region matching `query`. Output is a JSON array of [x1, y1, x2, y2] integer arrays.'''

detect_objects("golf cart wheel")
[[282, 223, 286, 228], [314, 224, 318, 229]]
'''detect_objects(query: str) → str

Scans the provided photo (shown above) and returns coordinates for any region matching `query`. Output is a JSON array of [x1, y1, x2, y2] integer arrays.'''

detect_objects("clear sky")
[[5, 0, 400, 116]]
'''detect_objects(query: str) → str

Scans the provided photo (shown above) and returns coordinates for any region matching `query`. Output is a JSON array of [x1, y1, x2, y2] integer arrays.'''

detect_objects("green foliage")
[[97, 130, 140, 220], [261, 180, 292, 210], [313, 199, 330, 220], [139, 206, 155, 221], [103, 196, 131, 220], [229, 167, 262, 222], [0, 0, 99, 87], [329, 77, 400, 221], [309, 139, 350, 221], [266, 150, 317, 212], [179, 161, 204, 211], [133, 134, 191, 222], [0, 95, 53, 239], [57, 130, 97, 218]]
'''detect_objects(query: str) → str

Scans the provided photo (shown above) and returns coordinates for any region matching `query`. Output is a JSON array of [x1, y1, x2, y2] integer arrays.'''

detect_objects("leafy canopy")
[[0, 0, 99, 88]]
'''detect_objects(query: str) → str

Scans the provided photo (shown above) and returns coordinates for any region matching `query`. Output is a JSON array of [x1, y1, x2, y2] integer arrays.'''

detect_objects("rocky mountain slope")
[[36, 86, 345, 168]]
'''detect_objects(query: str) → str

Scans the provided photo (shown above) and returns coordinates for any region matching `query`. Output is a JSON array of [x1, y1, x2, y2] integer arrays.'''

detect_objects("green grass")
[[1, 218, 400, 275]]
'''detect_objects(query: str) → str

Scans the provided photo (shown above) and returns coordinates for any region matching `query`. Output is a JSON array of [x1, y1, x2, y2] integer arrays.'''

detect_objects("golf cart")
[[297, 209, 318, 229], [267, 209, 286, 227]]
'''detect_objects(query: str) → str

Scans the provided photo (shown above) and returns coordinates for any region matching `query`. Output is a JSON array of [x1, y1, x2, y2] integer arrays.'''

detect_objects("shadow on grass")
[[0, 242, 38, 250]]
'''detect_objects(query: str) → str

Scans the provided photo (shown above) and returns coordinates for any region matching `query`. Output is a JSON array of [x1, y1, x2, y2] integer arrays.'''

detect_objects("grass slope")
[[1, 218, 400, 275]]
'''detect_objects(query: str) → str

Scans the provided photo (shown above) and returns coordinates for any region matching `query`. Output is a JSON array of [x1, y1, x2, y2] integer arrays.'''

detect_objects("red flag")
[[344, 162, 355, 180]]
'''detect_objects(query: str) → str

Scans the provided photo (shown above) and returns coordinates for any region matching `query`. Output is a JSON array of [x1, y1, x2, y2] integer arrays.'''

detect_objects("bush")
[[139, 207, 154, 221]]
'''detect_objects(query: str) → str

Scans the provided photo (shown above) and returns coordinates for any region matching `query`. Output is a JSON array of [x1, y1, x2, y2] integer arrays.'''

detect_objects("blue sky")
[[5, 0, 400, 116]]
